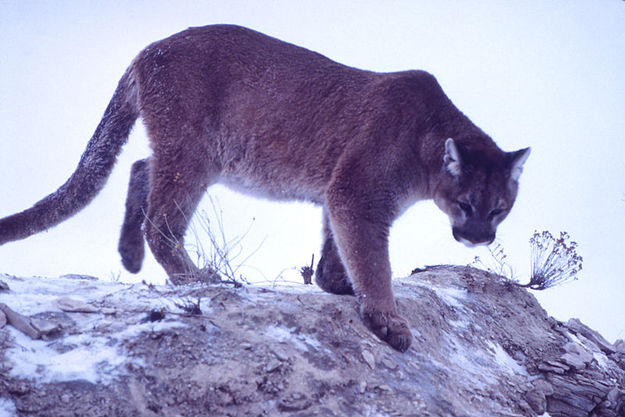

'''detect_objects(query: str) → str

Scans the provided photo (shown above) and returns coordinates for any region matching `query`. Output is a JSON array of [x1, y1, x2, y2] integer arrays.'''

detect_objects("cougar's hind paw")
[[119, 239, 145, 273]]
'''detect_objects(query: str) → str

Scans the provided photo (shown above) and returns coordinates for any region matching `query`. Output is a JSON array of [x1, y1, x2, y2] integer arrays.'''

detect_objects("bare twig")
[[472, 241, 515, 279], [300, 254, 315, 285]]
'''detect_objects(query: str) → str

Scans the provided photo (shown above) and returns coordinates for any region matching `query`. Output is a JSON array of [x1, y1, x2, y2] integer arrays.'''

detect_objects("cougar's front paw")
[[362, 309, 412, 352]]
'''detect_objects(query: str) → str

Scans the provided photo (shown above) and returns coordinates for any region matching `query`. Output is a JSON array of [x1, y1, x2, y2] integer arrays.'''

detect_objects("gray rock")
[[526, 388, 546, 414], [560, 342, 594, 370], [567, 317, 617, 355], [0, 302, 40, 339], [0, 266, 623, 417]]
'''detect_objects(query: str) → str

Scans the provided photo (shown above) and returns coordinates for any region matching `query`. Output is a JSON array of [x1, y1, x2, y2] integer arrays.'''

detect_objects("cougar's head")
[[433, 138, 530, 247]]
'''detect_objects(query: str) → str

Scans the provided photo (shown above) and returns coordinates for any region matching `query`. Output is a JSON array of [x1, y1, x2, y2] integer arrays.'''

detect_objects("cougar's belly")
[[218, 160, 329, 205]]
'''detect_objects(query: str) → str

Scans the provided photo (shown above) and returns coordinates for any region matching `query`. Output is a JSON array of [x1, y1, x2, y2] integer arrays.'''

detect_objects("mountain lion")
[[0, 25, 530, 351]]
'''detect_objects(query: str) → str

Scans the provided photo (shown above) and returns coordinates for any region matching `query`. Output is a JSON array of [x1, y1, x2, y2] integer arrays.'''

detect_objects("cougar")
[[0, 25, 530, 351]]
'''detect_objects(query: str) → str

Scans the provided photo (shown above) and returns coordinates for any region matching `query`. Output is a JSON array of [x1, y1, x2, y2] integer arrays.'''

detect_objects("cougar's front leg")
[[118, 158, 150, 273], [326, 182, 412, 352], [315, 208, 354, 295]]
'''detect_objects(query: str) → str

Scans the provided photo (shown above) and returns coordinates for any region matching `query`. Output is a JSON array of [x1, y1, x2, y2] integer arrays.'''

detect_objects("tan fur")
[[0, 25, 530, 351]]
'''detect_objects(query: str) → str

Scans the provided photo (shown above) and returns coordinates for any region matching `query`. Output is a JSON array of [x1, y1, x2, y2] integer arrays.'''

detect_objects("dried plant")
[[184, 196, 260, 287], [472, 241, 515, 279], [174, 298, 203, 315], [145, 195, 259, 287], [518, 230, 583, 290], [472, 230, 583, 291]]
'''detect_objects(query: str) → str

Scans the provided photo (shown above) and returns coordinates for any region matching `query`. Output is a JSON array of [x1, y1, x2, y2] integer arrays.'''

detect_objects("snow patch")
[[0, 274, 189, 385], [7, 328, 124, 384], [593, 350, 610, 370], [445, 337, 527, 390], [6, 320, 186, 384], [263, 325, 323, 351], [448, 316, 473, 330], [488, 341, 527, 376], [566, 331, 583, 345], [0, 398, 17, 417], [432, 286, 467, 309], [401, 278, 467, 309], [0, 275, 179, 316], [117, 319, 186, 339]]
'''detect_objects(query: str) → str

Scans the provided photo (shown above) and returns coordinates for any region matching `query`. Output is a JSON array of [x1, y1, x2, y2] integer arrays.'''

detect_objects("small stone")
[[532, 379, 554, 396], [377, 384, 393, 393], [538, 360, 568, 374], [277, 393, 312, 412], [607, 387, 621, 403], [361, 350, 376, 370], [560, 353, 587, 370], [30, 318, 60, 336], [55, 297, 99, 313], [265, 359, 281, 373], [272, 347, 289, 362], [525, 389, 546, 414], [59, 274, 98, 281], [359, 381, 367, 394], [0, 303, 40, 339], [382, 357, 398, 370], [0, 280, 9, 292], [561, 342, 593, 369], [7, 380, 30, 395], [567, 318, 617, 354]]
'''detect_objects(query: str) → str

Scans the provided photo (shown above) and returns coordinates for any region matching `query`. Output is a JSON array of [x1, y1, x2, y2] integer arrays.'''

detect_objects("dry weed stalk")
[[185, 196, 259, 287], [145, 195, 259, 287], [473, 241, 515, 279]]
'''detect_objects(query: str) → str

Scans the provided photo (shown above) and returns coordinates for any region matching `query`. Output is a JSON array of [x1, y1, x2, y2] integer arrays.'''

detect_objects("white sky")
[[0, 1, 624, 341]]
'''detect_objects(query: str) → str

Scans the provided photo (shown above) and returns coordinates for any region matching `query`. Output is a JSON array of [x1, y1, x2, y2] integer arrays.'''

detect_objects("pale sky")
[[1, 1, 624, 342]]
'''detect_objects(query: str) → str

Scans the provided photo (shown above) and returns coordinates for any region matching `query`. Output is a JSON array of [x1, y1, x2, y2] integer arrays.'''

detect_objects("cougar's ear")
[[444, 138, 462, 177], [508, 147, 531, 182]]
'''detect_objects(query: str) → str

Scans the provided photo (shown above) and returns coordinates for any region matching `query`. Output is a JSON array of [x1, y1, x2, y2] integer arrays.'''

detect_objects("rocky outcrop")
[[0, 266, 623, 416]]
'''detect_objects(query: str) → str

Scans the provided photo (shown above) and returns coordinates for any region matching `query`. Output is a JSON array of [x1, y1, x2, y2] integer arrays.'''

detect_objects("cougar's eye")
[[488, 208, 506, 220], [457, 201, 473, 216]]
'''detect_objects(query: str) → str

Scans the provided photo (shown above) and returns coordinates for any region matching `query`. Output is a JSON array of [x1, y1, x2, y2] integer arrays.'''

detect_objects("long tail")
[[0, 68, 140, 244]]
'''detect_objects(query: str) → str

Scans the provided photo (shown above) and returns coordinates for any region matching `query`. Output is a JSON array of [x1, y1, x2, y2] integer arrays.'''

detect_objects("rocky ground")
[[1, 265, 624, 417]]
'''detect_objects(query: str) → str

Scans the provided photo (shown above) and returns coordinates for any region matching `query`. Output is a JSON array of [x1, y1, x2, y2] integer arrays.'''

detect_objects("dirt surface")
[[1, 266, 624, 416]]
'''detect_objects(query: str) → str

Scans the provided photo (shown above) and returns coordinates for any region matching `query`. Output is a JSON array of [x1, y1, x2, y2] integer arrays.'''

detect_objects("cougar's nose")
[[452, 228, 495, 247]]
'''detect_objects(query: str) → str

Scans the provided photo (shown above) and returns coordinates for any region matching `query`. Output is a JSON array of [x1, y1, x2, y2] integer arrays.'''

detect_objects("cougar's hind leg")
[[315, 208, 355, 295], [118, 158, 151, 273], [143, 150, 219, 285]]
